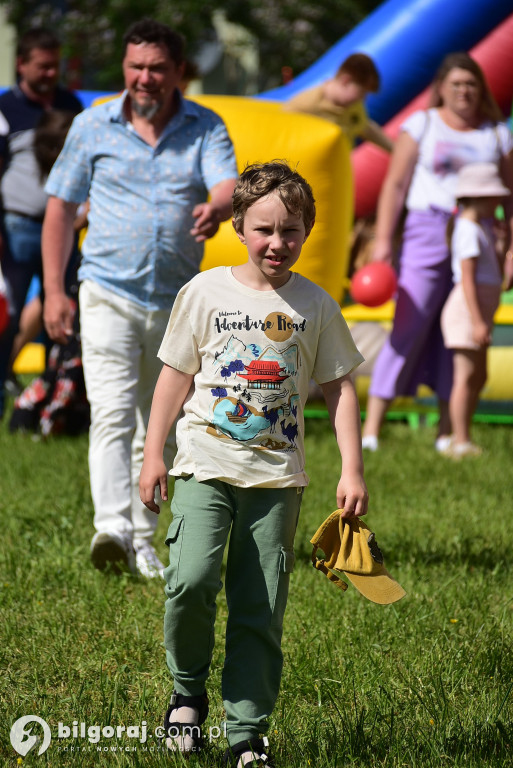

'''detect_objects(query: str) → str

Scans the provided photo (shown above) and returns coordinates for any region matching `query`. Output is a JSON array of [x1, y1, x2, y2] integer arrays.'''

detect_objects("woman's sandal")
[[162, 689, 209, 753], [223, 736, 275, 767]]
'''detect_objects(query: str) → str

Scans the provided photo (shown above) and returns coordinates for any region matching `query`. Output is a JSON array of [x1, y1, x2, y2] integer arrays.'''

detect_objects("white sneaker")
[[435, 435, 452, 453], [134, 543, 165, 579], [443, 441, 482, 460], [362, 435, 379, 452], [90, 531, 136, 574]]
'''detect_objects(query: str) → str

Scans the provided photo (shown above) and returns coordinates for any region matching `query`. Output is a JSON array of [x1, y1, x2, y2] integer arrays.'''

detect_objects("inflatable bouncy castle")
[[72, 1, 513, 305], [13, 2, 513, 419]]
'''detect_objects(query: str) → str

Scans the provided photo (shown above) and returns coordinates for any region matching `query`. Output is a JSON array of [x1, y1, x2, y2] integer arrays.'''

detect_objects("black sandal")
[[223, 736, 275, 767], [162, 689, 209, 753]]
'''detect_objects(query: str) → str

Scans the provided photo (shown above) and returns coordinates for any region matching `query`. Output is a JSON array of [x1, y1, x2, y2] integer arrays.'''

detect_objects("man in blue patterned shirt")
[[42, 18, 238, 578]]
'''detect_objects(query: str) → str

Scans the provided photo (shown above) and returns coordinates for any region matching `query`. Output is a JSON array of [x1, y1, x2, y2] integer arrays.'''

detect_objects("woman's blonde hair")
[[429, 52, 503, 123]]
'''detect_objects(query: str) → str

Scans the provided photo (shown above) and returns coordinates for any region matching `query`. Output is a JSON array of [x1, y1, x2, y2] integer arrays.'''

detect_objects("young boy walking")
[[140, 161, 368, 766]]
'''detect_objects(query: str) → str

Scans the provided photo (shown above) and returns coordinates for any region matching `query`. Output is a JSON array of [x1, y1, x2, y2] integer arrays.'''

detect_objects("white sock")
[[435, 435, 452, 452], [238, 750, 264, 766], [236, 739, 269, 766], [165, 705, 200, 752], [237, 752, 255, 767], [362, 434, 378, 451]]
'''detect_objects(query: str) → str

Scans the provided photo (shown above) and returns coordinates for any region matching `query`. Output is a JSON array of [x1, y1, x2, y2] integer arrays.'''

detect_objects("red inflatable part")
[[0, 293, 8, 335], [350, 262, 397, 307]]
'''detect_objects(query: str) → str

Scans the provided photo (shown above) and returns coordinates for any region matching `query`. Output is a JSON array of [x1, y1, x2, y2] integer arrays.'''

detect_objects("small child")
[[139, 161, 368, 765], [283, 53, 392, 153], [441, 162, 510, 458]]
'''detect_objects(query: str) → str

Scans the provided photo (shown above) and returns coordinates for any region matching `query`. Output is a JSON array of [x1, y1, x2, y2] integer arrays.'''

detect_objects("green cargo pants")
[[163, 475, 302, 745]]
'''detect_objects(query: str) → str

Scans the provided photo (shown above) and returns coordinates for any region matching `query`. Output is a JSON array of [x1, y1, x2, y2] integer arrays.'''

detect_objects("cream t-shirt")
[[158, 266, 364, 488]]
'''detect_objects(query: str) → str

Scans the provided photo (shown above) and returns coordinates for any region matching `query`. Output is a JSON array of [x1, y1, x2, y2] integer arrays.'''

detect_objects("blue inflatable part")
[[3, 0, 512, 128], [0, 88, 118, 109], [260, 0, 513, 125], [76, 90, 115, 109]]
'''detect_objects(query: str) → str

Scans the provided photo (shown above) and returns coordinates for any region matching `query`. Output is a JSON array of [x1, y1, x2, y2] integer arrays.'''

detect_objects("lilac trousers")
[[369, 209, 454, 401]]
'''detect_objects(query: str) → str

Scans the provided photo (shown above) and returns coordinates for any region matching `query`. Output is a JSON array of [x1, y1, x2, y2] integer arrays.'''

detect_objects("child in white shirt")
[[441, 162, 510, 458], [139, 161, 368, 766]]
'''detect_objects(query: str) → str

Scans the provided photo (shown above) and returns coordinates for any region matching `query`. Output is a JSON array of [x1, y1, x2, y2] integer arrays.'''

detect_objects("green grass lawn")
[[1, 412, 512, 767]]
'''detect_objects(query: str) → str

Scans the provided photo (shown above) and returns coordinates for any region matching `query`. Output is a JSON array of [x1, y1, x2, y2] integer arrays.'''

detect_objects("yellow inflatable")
[[14, 95, 353, 377], [84, 93, 353, 301], [191, 96, 352, 303]]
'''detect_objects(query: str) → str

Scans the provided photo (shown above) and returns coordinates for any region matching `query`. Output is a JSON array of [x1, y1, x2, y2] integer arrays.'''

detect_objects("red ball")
[[0, 293, 8, 335], [350, 262, 397, 307]]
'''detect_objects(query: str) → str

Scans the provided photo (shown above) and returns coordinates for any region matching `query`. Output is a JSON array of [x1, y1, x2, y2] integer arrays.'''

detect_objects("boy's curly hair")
[[232, 161, 316, 234]]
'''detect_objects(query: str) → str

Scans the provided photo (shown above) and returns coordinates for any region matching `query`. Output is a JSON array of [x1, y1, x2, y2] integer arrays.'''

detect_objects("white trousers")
[[79, 280, 176, 546]]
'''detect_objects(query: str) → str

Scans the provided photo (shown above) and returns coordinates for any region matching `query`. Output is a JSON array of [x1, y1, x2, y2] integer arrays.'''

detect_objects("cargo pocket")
[[270, 547, 296, 626], [164, 515, 184, 591], [280, 547, 296, 575]]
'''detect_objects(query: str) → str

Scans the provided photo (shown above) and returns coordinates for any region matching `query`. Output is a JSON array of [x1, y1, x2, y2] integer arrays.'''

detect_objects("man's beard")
[[30, 80, 56, 95], [131, 96, 162, 120]]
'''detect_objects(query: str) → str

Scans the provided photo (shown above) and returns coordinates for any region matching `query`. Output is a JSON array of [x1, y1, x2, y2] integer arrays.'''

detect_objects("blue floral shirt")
[[45, 91, 237, 309]]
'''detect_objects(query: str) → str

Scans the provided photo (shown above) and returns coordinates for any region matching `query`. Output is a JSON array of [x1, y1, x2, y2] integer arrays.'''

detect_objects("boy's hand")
[[337, 471, 369, 518], [139, 458, 169, 515]]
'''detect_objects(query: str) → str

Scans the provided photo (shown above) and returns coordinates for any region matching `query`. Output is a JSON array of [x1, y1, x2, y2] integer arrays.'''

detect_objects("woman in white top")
[[361, 52, 513, 452]]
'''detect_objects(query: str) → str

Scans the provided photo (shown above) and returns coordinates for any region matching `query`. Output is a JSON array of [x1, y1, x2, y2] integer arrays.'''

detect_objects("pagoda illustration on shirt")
[[237, 360, 289, 390], [207, 334, 300, 451]]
